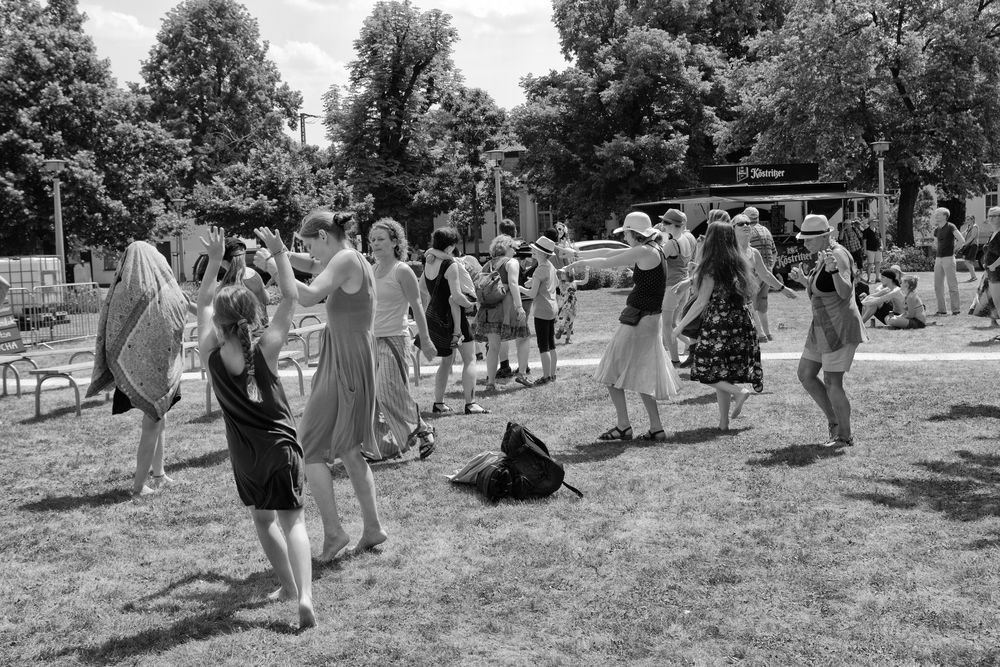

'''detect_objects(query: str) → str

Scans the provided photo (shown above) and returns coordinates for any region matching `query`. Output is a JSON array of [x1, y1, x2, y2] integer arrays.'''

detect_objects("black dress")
[[207, 346, 304, 510], [423, 258, 471, 357]]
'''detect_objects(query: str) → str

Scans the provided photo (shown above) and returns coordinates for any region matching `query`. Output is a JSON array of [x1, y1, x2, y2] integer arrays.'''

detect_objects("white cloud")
[[428, 0, 547, 20], [270, 41, 347, 82], [81, 4, 156, 42]]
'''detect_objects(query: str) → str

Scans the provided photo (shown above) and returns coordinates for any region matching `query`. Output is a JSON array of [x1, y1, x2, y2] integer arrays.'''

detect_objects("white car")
[[573, 240, 629, 252]]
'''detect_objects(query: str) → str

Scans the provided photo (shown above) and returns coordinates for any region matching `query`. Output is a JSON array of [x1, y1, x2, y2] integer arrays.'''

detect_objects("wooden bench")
[[204, 350, 305, 415], [28, 359, 106, 418], [2, 347, 95, 399]]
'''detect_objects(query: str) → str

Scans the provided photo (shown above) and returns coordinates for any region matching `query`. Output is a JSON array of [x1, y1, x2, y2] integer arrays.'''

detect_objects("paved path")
[[11, 350, 1000, 393]]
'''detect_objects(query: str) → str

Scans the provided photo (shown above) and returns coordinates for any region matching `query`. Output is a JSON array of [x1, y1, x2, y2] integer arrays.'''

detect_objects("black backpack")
[[498, 422, 582, 500]]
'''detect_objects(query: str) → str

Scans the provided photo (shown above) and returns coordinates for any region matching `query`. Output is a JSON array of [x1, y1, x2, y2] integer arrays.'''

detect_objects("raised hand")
[[254, 227, 286, 255], [199, 226, 226, 263]]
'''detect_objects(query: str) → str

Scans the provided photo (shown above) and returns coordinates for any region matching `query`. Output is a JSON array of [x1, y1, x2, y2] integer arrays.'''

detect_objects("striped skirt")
[[364, 335, 425, 461]]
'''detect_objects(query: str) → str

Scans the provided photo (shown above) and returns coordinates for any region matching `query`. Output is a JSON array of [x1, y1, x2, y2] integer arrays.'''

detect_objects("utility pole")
[[299, 113, 320, 145]]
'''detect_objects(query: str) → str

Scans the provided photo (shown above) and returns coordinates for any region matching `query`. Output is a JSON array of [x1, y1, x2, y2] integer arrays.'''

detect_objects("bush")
[[883, 245, 934, 272], [576, 267, 634, 290]]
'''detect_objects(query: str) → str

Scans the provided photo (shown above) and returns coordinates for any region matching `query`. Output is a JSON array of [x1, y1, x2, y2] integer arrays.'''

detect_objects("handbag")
[[618, 305, 643, 326], [679, 294, 702, 338]]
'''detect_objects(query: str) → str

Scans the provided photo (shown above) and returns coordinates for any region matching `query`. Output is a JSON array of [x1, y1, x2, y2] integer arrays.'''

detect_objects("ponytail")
[[236, 317, 261, 403]]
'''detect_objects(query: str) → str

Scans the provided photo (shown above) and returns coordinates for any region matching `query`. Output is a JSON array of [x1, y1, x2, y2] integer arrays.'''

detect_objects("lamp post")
[[871, 140, 890, 249], [42, 159, 68, 282], [484, 149, 505, 237], [171, 197, 187, 281]]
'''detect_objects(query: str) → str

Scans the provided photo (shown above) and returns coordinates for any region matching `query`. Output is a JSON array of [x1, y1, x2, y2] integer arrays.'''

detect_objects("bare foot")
[[132, 485, 155, 497], [317, 533, 350, 562], [149, 474, 175, 489], [353, 530, 388, 554], [299, 598, 317, 629], [267, 586, 296, 602], [730, 391, 750, 419]]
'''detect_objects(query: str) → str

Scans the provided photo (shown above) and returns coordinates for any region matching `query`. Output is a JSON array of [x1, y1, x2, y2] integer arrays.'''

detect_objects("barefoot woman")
[[263, 209, 386, 561]]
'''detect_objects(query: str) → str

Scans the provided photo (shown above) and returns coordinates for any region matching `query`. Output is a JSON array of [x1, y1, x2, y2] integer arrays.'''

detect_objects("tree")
[[140, 0, 302, 187], [0, 0, 188, 254], [326, 0, 459, 237], [414, 87, 506, 254], [189, 140, 372, 239], [720, 0, 1000, 244]]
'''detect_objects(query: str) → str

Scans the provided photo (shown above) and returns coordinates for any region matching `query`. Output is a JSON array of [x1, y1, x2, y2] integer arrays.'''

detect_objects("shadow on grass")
[[927, 403, 1000, 421], [19, 488, 132, 512], [845, 450, 1000, 523], [171, 448, 230, 471], [966, 336, 1000, 347], [49, 571, 299, 664], [186, 411, 223, 424], [560, 428, 729, 464], [747, 442, 846, 468], [674, 392, 719, 406], [19, 399, 106, 424]]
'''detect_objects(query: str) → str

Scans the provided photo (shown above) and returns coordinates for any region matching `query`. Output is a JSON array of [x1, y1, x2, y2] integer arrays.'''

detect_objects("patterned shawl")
[[87, 241, 188, 419]]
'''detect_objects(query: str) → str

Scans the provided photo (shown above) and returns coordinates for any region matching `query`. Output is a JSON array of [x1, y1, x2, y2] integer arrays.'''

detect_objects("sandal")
[[514, 374, 532, 387], [432, 402, 454, 414], [597, 425, 633, 441], [636, 429, 667, 442], [464, 402, 490, 414], [417, 426, 436, 459]]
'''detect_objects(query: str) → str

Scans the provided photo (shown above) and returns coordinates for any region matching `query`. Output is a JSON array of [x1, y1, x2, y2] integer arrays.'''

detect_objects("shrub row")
[[882, 245, 935, 272], [577, 267, 634, 290]]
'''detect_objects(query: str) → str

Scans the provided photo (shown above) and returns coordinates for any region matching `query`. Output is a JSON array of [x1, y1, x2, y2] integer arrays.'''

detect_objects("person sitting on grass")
[[860, 267, 904, 327], [886, 276, 927, 329], [197, 225, 316, 630]]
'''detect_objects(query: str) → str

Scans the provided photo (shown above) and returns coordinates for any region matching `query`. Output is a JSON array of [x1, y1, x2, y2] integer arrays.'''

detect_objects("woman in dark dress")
[[197, 225, 316, 630]]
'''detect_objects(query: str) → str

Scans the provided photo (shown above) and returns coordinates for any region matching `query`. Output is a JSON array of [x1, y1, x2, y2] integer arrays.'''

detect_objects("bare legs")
[[253, 508, 316, 628], [797, 358, 851, 444], [485, 333, 501, 385], [710, 381, 750, 431], [306, 453, 386, 563], [539, 348, 556, 379], [607, 386, 663, 433], [434, 351, 455, 404], [133, 413, 166, 496], [456, 341, 477, 404]]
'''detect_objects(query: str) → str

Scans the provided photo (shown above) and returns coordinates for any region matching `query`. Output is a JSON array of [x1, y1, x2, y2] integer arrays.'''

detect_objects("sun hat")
[[743, 206, 760, 221], [529, 236, 557, 256], [614, 212, 657, 237], [658, 209, 687, 225], [795, 214, 833, 239]]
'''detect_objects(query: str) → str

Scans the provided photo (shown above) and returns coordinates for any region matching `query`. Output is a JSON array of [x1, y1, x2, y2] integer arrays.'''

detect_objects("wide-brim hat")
[[529, 236, 556, 256], [614, 212, 656, 238], [796, 214, 833, 239], [659, 208, 687, 225]]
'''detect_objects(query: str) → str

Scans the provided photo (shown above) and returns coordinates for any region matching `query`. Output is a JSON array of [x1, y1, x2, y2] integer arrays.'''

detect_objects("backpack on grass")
[[474, 258, 510, 307]]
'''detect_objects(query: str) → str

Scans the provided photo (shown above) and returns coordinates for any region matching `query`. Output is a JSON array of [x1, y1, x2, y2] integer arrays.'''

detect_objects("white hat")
[[529, 236, 556, 256], [796, 214, 833, 239], [613, 212, 656, 238]]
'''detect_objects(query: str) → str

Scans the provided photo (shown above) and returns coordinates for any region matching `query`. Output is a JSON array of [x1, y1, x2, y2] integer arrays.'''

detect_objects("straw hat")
[[529, 236, 556, 256], [795, 214, 833, 239], [658, 209, 687, 225], [613, 212, 657, 237]]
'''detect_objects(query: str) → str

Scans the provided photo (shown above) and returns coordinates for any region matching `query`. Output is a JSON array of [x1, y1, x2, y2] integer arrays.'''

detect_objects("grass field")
[[2, 272, 1000, 665]]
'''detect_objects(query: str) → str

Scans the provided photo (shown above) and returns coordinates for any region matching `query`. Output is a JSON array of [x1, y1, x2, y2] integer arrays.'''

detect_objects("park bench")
[[2, 347, 95, 399], [28, 357, 105, 418]]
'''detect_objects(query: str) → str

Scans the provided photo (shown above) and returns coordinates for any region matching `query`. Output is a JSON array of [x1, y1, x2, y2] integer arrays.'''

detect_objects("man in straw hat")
[[787, 214, 867, 448]]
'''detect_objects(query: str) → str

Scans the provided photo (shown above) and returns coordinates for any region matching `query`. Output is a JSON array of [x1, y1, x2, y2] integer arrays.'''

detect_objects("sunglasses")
[[734, 221, 752, 227]]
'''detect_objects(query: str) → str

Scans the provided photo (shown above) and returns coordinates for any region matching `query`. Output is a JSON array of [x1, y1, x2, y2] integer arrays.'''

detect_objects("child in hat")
[[521, 236, 559, 384]]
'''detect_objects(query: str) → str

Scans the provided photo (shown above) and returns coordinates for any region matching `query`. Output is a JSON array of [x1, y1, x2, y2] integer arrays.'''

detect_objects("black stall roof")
[[634, 181, 884, 212]]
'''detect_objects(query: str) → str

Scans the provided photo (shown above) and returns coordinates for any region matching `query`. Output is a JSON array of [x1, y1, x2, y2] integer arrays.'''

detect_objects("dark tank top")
[[626, 247, 666, 313], [208, 345, 301, 469]]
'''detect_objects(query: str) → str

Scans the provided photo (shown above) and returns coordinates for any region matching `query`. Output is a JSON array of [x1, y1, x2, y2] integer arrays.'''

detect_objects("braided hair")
[[212, 285, 263, 403]]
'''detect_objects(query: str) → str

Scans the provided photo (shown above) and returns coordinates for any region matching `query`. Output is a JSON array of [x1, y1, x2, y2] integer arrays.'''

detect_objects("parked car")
[[573, 240, 629, 252]]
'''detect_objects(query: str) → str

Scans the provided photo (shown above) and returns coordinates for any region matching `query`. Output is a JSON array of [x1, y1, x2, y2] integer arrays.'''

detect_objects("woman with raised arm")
[[787, 214, 867, 448], [366, 218, 438, 460], [259, 208, 385, 562], [196, 225, 316, 630], [562, 212, 680, 441]]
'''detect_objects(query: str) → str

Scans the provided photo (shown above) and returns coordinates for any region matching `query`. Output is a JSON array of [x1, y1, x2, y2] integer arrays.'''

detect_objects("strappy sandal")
[[464, 402, 490, 414], [636, 429, 667, 442], [416, 426, 436, 459], [597, 425, 633, 441], [432, 402, 454, 414]]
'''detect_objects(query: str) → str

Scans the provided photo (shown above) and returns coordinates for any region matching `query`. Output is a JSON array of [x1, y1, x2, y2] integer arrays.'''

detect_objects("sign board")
[[702, 163, 819, 186], [0, 297, 25, 354], [772, 243, 817, 283]]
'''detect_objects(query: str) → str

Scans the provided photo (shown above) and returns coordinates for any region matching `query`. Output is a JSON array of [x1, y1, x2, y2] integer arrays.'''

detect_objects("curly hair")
[[489, 234, 516, 258], [370, 217, 409, 260], [695, 222, 754, 302]]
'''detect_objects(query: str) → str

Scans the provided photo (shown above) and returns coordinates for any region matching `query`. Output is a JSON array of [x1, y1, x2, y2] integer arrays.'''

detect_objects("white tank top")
[[372, 262, 411, 337]]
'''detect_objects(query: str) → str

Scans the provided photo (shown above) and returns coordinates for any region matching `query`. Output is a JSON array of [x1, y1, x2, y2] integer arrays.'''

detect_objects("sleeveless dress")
[[424, 258, 472, 357], [593, 251, 680, 399], [207, 345, 304, 510], [690, 282, 763, 388], [299, 250, 378, 464], [805, 245, 867, 353]]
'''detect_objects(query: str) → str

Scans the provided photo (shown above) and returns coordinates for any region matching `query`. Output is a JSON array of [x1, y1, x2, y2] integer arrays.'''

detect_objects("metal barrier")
[[13, 283, 102, 346]]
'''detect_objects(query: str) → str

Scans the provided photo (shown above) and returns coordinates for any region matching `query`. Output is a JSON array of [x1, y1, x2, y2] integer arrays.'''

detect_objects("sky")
[[80, 0, 570, 147]]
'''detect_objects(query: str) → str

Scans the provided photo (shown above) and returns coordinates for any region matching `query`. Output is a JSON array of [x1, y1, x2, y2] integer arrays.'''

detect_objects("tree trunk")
[[895, 157, 921, 246]]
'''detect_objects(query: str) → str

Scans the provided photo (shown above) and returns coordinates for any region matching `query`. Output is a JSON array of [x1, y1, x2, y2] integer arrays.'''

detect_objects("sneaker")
[[532, 376, 551, 387], [952, 311, 962, 315], [495, 366, 513, 379]]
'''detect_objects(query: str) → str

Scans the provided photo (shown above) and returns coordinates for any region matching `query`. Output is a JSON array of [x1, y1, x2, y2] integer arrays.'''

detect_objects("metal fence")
[[6, 283, 102, 347]]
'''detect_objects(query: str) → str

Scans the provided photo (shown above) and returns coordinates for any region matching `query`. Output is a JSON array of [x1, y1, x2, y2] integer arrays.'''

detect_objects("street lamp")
[[871, 140, 890, 249], [484, 149, 505, 236], [42, 158, 67, 282], [171, 197, 187, 282]]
